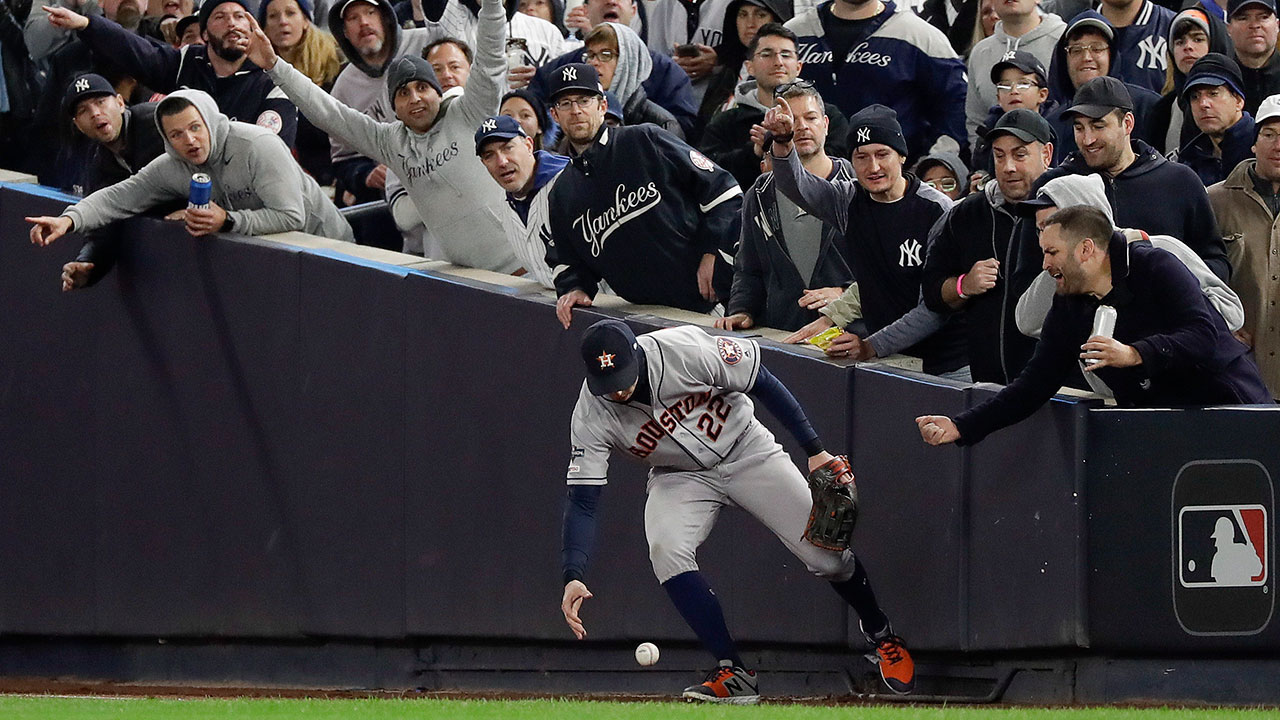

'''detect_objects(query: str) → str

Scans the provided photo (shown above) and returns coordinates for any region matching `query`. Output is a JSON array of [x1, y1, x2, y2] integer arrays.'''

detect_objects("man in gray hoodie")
[[246, 0, 521, 272], [965, 0, 1066, 146], [27, 89, 354, 247]]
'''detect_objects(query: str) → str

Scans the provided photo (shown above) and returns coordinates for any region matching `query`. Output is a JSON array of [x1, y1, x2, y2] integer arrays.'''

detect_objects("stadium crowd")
[[9, 0, 1280, 426]]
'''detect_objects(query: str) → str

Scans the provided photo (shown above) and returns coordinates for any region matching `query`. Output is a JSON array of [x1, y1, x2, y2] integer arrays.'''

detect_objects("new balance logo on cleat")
[[863, 623, 916, 694], [682, 662, 760, 705]]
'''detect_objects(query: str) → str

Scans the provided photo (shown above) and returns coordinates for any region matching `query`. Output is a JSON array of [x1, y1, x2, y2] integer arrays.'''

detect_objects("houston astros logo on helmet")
[[482, 118, 497, 132], [857, 127, 870, 143], [562, 66, 578, 81], [598, 352, 615, 369], [75, 77, 91, 92]]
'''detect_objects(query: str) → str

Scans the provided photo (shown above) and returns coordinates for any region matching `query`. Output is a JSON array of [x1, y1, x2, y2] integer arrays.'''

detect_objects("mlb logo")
[[1171, 460, 1274, 636], [1178, 505, 1267, 588]]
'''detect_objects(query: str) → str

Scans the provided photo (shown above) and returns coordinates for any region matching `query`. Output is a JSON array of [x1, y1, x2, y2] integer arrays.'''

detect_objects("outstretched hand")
[[43, 5, 89, 30], [561, 580, 592, 639], [761, 97, 795, 155], [916, 415, 960, 445], [26, 215, 74, 246], [244, 15, 279, 71]]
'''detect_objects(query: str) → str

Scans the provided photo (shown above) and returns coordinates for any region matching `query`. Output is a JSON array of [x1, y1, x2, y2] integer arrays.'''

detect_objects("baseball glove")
[[802, 455, 859, 551]]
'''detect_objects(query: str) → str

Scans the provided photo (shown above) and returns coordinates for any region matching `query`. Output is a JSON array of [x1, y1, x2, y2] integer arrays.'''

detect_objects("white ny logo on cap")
[[856, 127, 870, 143], [482, 118, 497, 132], [75, 77, 91, 92], [562, 66, 578, 81], [1002, 50, 1017, 61]]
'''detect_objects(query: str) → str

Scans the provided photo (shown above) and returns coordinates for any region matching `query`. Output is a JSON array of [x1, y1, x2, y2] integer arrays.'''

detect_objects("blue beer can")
[[189, 173, 212, 210]]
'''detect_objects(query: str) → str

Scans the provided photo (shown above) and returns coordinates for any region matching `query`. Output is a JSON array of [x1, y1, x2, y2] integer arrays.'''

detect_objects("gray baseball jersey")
[[565, 325, 856, 584], [567, 325, 762, 482]]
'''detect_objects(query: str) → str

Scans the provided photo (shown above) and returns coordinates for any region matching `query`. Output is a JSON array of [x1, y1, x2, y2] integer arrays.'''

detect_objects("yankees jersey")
[[547, 123, 743, 311], [1107, 1, 1174, 95], [567, 326, 763, 483], [642, 0, 734, 56], [439, 0, 571, 67]]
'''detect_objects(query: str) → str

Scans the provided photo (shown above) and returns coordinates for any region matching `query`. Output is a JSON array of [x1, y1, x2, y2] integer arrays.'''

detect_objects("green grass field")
[[0, 697, 1275, 720]]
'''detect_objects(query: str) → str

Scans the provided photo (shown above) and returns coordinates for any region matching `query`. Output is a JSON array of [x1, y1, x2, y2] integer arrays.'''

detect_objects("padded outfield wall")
[[1, 184, 1278, 702]]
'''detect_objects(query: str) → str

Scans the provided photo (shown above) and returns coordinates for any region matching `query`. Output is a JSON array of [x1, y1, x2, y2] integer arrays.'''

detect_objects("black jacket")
[[1175, 111, 1255, 187], [727, 158, 855, 331], [955, 236, 1273, 445], [77, 14, 298, 147], [699, 96, 851, 189], [73, 103, 175, 287], [1239, 50, 1280, 118], [1034, 139, 1230, 280], [547, 124, 743, 312], [921, 183, 1039, 384]]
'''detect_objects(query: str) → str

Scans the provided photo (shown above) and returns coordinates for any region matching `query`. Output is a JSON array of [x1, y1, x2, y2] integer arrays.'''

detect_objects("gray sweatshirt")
[[266, 0, 519, 272], [62, 89, 354, 243], [965, 12, 1066, 145]]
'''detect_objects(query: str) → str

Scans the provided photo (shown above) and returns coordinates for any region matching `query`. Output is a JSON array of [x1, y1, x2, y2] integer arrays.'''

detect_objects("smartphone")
[[674, 43, 700, 58]]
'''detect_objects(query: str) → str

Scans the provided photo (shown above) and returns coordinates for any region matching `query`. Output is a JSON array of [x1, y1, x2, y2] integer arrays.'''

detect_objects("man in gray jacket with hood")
[[27, 89, 354, 247], [246, 0, 520, 272]]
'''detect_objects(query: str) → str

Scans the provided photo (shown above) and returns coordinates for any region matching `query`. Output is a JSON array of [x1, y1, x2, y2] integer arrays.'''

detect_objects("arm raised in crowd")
[[28, 156, 183, 244], [456, 0, 508, 127], [764, 97, 855, 233], [45, 6, 180, 92], [244, 15, 392, 166]]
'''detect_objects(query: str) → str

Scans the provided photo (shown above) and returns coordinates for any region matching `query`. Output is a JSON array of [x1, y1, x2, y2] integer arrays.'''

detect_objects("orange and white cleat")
[[682, 660, 760, 704]]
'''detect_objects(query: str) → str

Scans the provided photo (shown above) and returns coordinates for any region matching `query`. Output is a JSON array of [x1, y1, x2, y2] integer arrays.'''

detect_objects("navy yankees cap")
[[63, 73, 116, 117], [581, 319, 641, 396], [548, 63, 604, 102], [474, 114, 526, 155], [989, 49, 1047, 87]]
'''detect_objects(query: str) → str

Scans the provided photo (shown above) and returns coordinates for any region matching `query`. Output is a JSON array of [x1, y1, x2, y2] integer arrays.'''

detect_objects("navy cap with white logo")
[[474, 114, 527, 155], [580, 319, 641, 396], [63, 73, 116, 117], [548, 63, 604, 102]]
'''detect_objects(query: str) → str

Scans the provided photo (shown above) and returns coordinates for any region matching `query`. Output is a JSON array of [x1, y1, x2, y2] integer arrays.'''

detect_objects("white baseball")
[[634, 642, 660, 666]]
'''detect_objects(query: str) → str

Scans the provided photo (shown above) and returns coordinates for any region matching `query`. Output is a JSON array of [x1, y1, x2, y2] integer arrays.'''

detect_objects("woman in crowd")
[[258, 0, 344, 184], [697, 0, 790, 126], [501, 88, 551, 150], [581, 22, 684, 138], [1151, 3, 1234, 155]]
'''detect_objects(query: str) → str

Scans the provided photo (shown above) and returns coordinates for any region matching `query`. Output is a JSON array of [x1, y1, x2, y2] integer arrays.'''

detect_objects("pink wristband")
[[956, 273, 969, 299]]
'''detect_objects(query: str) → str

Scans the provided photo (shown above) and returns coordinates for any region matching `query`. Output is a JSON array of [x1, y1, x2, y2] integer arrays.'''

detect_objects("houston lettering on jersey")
[[627, 391, 734, 458], [572, 182, 662, 257]]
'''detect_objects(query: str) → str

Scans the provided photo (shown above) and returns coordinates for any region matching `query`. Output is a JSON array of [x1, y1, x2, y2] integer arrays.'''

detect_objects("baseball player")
[[560, 319, 916, 704]]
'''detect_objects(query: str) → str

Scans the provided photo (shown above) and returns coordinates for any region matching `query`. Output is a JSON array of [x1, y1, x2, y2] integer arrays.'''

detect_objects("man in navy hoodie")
[[917, 205, 1272, 447], [1035, 76, 1231, 281], [476, 114, 570, 289]]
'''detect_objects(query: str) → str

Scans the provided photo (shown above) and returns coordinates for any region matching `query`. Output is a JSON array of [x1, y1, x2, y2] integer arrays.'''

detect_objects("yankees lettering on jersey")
[[572, 182, 662, 256], [566, 327, 764, 481], [795, 41, 892, 68], [397, 142, 461, 182]]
